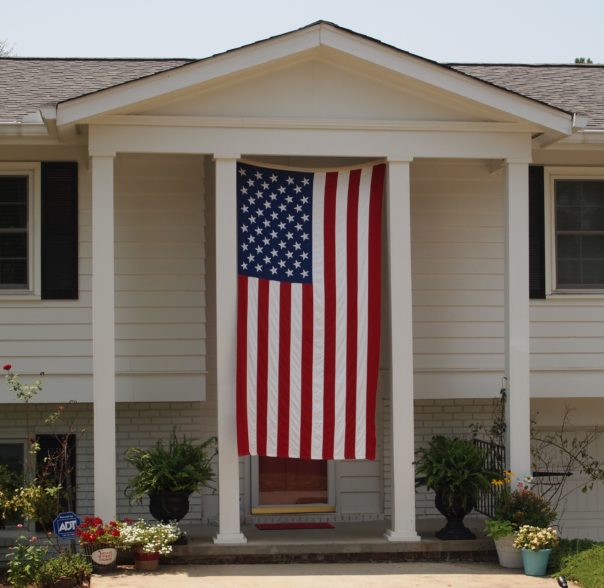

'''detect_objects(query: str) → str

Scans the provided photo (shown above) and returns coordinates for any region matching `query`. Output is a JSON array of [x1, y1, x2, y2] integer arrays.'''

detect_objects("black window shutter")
[[529, 165, 545, 299], [41, 162, 78, 299]]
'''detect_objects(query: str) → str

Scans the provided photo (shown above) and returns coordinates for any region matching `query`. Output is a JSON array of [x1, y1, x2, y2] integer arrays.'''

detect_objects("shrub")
[[5, 536, 47, 588], [556, 544, 604, 588], [36, 552, 92, 588], [495, 488, 557, 530]]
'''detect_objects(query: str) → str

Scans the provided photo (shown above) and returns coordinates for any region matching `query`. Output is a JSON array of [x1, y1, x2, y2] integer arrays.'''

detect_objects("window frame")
[[0, 162, 41, 298], [545, 166, 604, 296]]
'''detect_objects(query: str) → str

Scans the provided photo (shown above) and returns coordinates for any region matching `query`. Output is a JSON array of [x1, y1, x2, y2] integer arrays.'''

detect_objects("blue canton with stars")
[[237, 163, 313, 284]]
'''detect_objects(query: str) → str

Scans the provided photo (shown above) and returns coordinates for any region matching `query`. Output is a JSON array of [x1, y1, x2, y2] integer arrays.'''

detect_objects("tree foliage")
[[0, 39, 13, 56]]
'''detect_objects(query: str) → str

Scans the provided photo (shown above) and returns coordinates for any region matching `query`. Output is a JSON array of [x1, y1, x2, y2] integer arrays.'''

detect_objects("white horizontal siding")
[[0, 153, 207, 402]]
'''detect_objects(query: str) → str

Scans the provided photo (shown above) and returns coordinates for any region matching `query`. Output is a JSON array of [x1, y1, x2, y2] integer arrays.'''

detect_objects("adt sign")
[[53, 512, 81, 539]]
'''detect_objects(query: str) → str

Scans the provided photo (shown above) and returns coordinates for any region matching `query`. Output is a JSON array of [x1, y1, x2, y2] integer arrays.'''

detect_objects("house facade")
[[1, 22, 603, 542]]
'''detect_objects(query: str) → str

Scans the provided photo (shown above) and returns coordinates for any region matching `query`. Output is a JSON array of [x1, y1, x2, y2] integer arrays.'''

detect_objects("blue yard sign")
[[53, 512, 81, 539]]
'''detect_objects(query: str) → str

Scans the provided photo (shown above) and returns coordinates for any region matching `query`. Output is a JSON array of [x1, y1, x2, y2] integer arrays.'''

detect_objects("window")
[[546, 168, 604, 293], [0, 442, 25, 527], [0, 163, 41, 296]]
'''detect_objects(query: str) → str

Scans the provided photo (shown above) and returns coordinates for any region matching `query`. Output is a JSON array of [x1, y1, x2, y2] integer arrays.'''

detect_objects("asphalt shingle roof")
[[0, 58, 191, 122], [1, 56, 603, 130], [451, 64, 604, 130]]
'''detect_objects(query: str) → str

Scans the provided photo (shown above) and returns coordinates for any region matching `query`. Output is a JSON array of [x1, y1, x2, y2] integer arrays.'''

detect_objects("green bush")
[[495, 488, 557, 529], [555, 540, 604, 588], [5, 536, 48, 588], [36, 552, 92, 588]]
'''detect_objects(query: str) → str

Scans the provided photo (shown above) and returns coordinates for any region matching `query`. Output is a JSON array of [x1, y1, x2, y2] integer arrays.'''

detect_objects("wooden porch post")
[[213, 154, 247, 544], [384, 158, 420, 542], [504, 161, 532, 475], [91, 153, 117, 520]]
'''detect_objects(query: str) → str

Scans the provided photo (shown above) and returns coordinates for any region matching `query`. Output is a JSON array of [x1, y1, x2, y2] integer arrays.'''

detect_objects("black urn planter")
[[434, 492, 476, 540], [149, 491, 191, 523]]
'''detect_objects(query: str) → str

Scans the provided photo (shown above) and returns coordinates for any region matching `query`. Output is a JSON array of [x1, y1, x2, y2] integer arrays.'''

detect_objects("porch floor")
[[168, 518, 496, 564]]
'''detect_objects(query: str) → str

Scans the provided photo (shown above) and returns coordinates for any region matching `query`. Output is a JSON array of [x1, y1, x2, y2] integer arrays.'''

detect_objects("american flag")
[[236, 162, 385, 460]]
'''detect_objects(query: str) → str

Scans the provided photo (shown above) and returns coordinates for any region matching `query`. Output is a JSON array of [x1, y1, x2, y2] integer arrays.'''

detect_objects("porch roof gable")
[[51, 21, 573, 136]]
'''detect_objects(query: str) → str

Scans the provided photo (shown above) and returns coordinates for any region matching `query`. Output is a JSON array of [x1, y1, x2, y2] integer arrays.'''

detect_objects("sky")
[[1, 0, 603, 64]]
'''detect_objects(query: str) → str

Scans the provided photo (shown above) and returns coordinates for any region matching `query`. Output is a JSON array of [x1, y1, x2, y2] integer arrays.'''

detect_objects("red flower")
[[3, 363, 11, 371]]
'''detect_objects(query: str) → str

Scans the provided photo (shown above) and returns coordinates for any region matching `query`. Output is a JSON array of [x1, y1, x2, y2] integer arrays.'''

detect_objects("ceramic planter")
[[494, 535, 522, 568], [521, 547, 552, 576]]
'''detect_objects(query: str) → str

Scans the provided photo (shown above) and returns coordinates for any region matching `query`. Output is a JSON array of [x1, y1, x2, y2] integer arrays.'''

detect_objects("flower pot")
[[494, 535, 523, 568], [434, 492, 476, 540], [149, 491, 191, 522], [521, 548, 552, 576], [134, 549, 160, 571], [83, 544, 118, 573]]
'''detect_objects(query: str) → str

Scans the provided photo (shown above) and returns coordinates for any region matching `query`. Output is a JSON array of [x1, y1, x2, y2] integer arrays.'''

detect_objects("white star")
[[247, 178, 254, 187], [301, 233, 309, 241], [255, 263, 263, 272], [278, 222, 286, 230], [247, 253, 255, 262], [271, 212, 278, 220], [241, 224, 248, 233], [295, 223, 302, 232], [301, 269, 309, 278], [256, 209, 264, 217], [301, 196, 309, 204], [255, 227, 262, 235], [293, 242, 301, 250], [294, 260, 301, 269], [261, 181, 269, 190], [241, 262, 248, 270], [248, 196, 255, 206], [240, 187, 248, 195], [270, 174, 278, 182], [278, 240, 286, 249], [269, 192, 278, 201], [278, 186, 286, 194], [241, 204, 249, 213], [238, 167, 247, 176], [302, 177, 310, 186], [271, 249, 278, 257], [255, 171, 263, 180], [287, 214, 294, 223], [286, 268, 293, 277], [300, 251, 309, 260], [286, 176, 294, 185], [249, 216, 256, 224], [270, 266, 277, 275], [241, 243, 248, 251], [286, 231, 293, 240], [285, 195, 293, 204], [278, 259, 286, 268], [285, 250, 294, 259], [256, 190, 263, 199], [248, 235, 256, 244], [263, 255, 271, 264], [279, 203, 287, 212], [302, 214, 309, 222], [270, 230, 278, 239], [294, 185, 302, 194], [256, 245, 263, 254], [263, 237, 270, 245], [264, 200, 271, 209], [263, 219, 270, 228]]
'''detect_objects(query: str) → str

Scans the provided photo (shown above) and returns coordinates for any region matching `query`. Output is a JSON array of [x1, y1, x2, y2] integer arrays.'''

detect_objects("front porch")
[[166, 519, 495, 564]]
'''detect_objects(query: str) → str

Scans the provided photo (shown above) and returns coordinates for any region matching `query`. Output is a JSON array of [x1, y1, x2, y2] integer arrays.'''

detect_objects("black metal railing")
[[473, 438, 505, 518]]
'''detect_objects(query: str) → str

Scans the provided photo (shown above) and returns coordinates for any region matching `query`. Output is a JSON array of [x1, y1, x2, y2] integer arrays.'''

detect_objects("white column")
[[91, 154, 117, 520], [213, 154, 247, 545], [384, 158, 420, 542], [504, 161, 532, 476]]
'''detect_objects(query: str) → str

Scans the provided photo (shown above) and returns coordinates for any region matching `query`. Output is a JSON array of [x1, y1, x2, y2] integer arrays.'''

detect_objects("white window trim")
[[545, 166, 604, 297], [0, 162, 41, 299]]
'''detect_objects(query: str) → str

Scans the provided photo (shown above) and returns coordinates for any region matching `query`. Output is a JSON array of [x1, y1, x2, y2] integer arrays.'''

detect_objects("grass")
[[549, 539, 604, 588]]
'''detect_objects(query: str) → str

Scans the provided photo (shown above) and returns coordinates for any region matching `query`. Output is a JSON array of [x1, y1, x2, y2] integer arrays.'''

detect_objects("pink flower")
[[16, 523, 23, 528], [3, 363, 11, 371], [30, 536, 38, 542]]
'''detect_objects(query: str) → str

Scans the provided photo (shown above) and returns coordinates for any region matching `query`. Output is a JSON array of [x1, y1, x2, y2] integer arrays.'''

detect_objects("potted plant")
[[76, 516, 122, 573], [119, 519, 180, 571], [125, 431, 217, 523], [484, 518, 521, 568], [513, 525, 560, 576], [415, 435, 495, 540]]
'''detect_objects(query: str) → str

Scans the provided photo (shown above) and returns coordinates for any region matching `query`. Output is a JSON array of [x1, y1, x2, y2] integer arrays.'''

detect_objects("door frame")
[[250, 456, 337, 515]]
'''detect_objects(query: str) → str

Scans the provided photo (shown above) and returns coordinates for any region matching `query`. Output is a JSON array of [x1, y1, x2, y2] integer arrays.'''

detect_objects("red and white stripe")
[[237, 163, 384, 460]]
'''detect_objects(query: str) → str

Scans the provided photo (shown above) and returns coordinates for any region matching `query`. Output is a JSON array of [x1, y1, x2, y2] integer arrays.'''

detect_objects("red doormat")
[[256, 522, 334, 530]]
